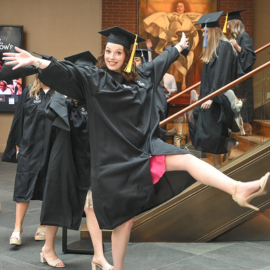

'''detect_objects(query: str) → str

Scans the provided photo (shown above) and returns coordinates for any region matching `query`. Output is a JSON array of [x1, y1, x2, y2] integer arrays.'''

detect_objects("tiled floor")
[[1, 156, 270, 270]]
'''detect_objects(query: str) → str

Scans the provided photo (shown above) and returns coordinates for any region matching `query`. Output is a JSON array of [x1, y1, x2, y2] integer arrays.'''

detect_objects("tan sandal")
[[10, 231, 22, 245], [40, 252, 65, 268], [233, 172, 270, 211], [35, 227, 46, 241], [92, 261, 114, 270]]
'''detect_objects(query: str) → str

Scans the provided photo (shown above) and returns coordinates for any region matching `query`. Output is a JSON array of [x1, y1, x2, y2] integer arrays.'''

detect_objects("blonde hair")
[[29, 74, 42, 97], [200, 27, 237, 64], [227, 19, 245, 39]]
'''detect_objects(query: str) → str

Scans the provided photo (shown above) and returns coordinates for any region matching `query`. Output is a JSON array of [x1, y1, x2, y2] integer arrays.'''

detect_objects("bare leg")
[[111, 219, 134, 270], [212, 154, 222, 168], [14, 202, 29, 233], [41, 226, 64, 267], [84, 206, 113, 269], [165, 154, 262, 198]]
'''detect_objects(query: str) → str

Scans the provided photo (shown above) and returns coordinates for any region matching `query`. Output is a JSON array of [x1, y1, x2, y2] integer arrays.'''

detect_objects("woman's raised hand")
[[179, 32, 189, 49], [3, 47, 36, 70]]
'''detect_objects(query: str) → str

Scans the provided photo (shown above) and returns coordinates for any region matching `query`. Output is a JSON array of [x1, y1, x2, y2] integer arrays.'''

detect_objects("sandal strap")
[[92, 261, 114, 270], [10, 232, 21, 240], [48, 258, 64, 267], [103, 263, 114, 270], [36, 227, 46, 234], [35, 231, 46, 236]]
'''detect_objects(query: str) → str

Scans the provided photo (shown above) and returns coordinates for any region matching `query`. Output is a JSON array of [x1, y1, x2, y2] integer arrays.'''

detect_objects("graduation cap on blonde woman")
[[99, 26, 145, 72], [222, 10, 245, 33], [196, 11, 223, 47]]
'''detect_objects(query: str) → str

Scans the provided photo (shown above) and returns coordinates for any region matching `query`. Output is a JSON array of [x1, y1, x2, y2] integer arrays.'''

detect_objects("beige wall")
[[253, 0, 270, 68], [0, 0, 102, 152], [253, 0, 270, 108]]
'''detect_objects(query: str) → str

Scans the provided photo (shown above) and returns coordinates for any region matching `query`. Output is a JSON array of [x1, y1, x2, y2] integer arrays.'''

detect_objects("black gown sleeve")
[[1, 87, 29, 162], [38, 58, 89, 101], [137, 46, 180, 87], [237, 32, 256, 72], [45, 92, 72, 131]]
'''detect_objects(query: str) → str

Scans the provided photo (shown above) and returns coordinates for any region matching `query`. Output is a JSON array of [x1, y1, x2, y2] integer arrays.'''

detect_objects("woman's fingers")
[[2, 47, 34, 69], [14, 46, 24, 53]]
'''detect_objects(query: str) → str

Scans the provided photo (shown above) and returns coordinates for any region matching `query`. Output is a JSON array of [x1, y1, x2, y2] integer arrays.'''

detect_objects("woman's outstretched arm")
[[3, 47, 85, 101]]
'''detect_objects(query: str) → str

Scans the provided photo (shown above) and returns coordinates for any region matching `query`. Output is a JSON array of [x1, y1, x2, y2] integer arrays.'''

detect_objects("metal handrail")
[[159, 61, 270, 127], [167, 42, 270, 103]]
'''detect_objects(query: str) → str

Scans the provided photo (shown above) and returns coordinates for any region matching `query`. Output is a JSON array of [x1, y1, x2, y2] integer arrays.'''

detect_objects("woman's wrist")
[[175, 44, 183, 53], [237, 45, 241, 52], [31, 57, 40, 67]]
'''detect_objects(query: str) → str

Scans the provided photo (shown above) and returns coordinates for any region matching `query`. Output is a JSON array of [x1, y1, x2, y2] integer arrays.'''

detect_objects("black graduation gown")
[[2, 87, 55, 202], [189, 41, 239, 154], [235, 32, 256, 123], [40, 93, 90, 230], [38, 46, 195, 230]]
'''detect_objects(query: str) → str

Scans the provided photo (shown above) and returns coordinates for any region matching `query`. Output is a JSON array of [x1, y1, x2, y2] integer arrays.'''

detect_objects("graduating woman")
[[189, 12, 244, 168], [3, 26, 270, 270], [224, 10, 256, 134]]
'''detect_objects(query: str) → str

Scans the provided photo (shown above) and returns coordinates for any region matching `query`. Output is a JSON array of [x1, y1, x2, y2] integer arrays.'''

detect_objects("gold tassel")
[[223, 13, 228, 33], [124, 35, 138, 73]]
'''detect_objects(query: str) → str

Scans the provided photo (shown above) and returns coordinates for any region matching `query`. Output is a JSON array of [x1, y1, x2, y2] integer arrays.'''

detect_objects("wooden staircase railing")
[[160, 61, 270, 127]]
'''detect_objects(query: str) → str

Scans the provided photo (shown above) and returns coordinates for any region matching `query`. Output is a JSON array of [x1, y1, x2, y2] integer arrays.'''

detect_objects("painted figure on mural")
[[143, 1, 201, 90]]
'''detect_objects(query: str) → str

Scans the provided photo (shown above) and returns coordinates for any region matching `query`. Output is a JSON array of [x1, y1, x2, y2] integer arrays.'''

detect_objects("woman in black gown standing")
[[224, 10, 256, 135]]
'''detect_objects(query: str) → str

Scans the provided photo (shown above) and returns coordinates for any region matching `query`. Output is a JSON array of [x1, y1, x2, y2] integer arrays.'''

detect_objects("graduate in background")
[[189, 12, 242, 168], [1, 57, 55, 247], [223, 10, 256, 135]]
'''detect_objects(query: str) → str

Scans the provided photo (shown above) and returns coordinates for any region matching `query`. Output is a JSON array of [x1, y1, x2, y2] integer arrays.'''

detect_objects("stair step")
[[253, 120, 270, 137]]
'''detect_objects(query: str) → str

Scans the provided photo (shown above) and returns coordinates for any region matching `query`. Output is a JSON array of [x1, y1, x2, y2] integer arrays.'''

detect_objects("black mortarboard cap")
[[32, 52, 51, 60], [0, 47, 37, 81], [64, 51, 97, 66], [133, 49, 152, 63], [223, 10, 245, 21], [99, 26, 146, 49], [196, 11, 223, 28]]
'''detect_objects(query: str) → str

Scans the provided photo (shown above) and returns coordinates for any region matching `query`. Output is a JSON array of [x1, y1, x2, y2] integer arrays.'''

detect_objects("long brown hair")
[[227, 19, 245, 39], [96, 44, 138, 83], [200, 27, 237, 64], [29, 74, 42, 97]]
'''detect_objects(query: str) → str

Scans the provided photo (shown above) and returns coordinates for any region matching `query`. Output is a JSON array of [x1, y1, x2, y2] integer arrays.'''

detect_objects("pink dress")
[[149, 155, 166, 184]]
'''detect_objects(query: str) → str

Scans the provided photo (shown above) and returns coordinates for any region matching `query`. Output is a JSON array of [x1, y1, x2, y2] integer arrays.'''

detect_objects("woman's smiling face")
[[104, 43, 126, 73]]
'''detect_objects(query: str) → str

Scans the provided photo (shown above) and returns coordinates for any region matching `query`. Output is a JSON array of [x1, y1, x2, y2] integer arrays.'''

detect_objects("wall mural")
[[139, 0, 218, 100]]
